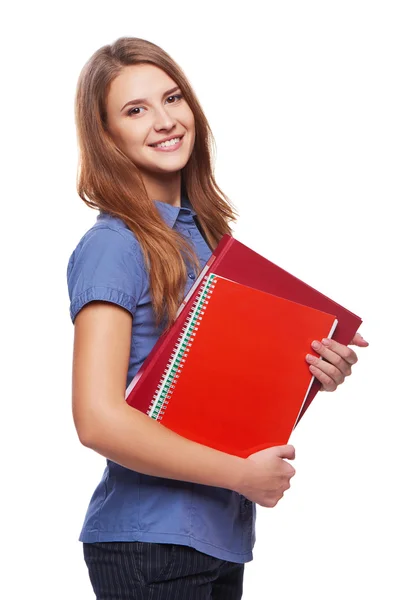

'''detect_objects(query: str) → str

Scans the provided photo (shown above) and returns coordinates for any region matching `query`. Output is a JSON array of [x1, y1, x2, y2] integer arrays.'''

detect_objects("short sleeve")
[[66, 226, 143, 324]]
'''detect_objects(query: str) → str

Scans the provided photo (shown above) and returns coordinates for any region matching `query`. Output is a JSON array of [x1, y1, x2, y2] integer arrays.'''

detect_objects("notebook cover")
[[133, 273, 337, 458], [193, 236, 363, 425], [126, 234, 362, 427]]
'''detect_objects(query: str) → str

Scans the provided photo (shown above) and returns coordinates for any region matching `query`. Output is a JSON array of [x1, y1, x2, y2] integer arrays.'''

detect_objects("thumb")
[[275, 444, 296, 460], [350, 332, 369, 347]]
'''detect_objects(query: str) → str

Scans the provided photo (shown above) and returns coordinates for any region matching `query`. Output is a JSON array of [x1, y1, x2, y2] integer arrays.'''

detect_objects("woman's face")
[[105, 64, 195, 179]]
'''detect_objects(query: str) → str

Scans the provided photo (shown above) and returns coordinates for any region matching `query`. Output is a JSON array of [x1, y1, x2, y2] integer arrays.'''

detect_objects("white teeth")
[[153, 137, 181, 148]]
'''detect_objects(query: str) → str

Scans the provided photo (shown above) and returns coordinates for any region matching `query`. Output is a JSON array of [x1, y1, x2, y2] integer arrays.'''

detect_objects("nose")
[[153, 104, 176, 131]]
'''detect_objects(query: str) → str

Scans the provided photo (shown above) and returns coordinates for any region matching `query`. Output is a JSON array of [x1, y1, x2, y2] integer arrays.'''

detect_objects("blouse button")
[[188, 273, 195, 280]]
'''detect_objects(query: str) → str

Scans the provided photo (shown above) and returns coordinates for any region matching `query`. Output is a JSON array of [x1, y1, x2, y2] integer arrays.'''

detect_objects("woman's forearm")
[[81, 399, 248, 492]]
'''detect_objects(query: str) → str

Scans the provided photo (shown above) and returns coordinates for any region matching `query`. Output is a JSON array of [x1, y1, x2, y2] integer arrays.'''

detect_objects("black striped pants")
[[83, 541, 244, 599]]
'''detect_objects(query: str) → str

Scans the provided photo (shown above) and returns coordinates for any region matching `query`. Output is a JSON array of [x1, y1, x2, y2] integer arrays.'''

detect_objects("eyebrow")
[[120, 86, 181, 112]]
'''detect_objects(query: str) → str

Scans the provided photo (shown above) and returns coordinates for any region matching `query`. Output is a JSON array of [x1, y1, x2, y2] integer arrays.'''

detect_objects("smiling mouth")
[[149, 135, 184, 148]]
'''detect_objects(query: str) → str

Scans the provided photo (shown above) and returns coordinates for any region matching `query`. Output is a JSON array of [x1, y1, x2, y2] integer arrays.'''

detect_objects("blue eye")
[[127, 94, 183, 117]]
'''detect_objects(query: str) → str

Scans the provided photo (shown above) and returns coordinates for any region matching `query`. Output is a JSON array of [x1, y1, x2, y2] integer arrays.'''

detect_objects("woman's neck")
[[141, 171, 182, 207]]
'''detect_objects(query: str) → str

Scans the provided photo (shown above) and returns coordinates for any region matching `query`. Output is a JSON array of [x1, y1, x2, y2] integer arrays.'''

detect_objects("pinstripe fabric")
[[83, 541, 244, 599]]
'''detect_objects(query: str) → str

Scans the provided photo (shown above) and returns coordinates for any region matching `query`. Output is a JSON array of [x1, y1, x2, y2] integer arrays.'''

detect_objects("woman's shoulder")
[[69, 212, 142, 262], [66, 213, 146, 323], [84, 212, 141, 248], [66, 212, 146, 283]]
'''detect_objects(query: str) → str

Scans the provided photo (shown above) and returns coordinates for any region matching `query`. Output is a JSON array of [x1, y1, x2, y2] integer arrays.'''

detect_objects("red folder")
[[127, 273, 338, 457], [126, 235, 362, 428]]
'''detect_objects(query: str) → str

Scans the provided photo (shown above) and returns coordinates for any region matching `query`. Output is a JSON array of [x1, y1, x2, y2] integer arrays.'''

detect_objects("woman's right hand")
[[238, 445, 296, 507]]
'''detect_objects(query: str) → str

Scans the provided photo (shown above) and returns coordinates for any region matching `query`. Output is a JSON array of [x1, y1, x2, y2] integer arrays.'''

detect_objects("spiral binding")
[[147, 273, 219, 421]]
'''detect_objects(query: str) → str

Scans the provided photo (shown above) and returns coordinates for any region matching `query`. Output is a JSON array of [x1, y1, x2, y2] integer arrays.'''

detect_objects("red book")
[[127, 273, 338, 457], [126, 235, 362, 428]]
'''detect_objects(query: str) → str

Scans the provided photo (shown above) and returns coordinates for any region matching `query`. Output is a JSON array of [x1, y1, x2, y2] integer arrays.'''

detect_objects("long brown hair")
[[75, 37, 238, 330]]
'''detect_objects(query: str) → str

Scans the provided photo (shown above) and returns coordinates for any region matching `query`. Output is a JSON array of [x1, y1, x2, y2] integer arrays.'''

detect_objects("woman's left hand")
[[305, 332, 369, 392]]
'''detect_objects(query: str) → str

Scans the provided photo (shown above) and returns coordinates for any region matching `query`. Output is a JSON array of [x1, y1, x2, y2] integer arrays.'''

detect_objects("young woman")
[[67, 37, 368, 599]]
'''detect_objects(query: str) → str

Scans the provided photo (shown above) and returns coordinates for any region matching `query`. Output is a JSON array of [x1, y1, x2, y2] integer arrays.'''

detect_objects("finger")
[[276, 445, 296, 460], [312, 339, 358, 365], [308, 364, 338, 391], [350, 332, 369, 347], [308, 343, 353, 376], [306, 355, 345, 387]]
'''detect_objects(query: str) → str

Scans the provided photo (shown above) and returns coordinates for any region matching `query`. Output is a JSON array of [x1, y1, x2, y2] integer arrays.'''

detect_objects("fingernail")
[[306, 354, 315, 362], [321, 338, 331, 346], [311, 341, 320, 350]]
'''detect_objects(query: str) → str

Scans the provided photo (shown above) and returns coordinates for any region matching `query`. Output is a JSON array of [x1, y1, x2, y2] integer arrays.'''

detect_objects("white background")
[[2, 1, 399, 598]]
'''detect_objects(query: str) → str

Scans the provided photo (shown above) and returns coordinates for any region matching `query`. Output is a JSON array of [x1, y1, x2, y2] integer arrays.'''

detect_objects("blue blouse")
[[66, 193, 256, 563]]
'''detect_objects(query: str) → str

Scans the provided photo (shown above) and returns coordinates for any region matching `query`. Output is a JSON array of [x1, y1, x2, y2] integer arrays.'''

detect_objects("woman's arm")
[[72, 301, 247, 492], [72, 301, 297, 507]]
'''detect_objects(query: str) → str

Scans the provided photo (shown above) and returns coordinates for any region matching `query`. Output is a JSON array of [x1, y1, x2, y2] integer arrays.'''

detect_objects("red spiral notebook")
[[126, 273, 338, 458], [126, 235, 362, 441]]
